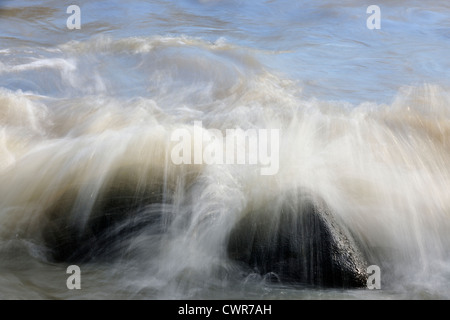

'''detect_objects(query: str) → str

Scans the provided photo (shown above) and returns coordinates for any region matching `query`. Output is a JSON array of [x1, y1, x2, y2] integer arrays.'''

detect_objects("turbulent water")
[[1, 0, 450, 299]]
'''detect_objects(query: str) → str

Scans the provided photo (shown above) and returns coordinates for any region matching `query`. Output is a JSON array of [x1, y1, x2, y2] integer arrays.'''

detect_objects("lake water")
[[1, 0, 450, 299]]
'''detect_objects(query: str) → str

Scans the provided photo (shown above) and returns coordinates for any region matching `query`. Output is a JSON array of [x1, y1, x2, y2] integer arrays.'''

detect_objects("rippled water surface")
[[1, 0, 450, 299]]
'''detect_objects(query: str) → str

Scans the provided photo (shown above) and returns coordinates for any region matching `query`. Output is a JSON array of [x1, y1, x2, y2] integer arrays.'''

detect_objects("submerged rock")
[[42, 169, 168, 263], [42, 172, 368, 289], [227, 193, 368, 287]]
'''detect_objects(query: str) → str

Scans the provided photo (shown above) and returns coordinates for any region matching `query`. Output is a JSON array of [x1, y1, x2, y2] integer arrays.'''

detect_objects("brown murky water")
[[1, 0, 450, 299]]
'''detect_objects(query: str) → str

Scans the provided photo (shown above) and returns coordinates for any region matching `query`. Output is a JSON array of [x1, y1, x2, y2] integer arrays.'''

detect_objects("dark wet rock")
[[227, 192, 368, 288], [42, 169, 169, 263]]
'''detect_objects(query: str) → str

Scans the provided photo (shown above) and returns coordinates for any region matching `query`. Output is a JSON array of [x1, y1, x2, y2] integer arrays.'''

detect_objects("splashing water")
[[1, 0, 450, 299]]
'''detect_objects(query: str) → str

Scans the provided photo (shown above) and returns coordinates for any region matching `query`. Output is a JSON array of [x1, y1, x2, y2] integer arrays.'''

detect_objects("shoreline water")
[[1, 1, 450, 299]]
